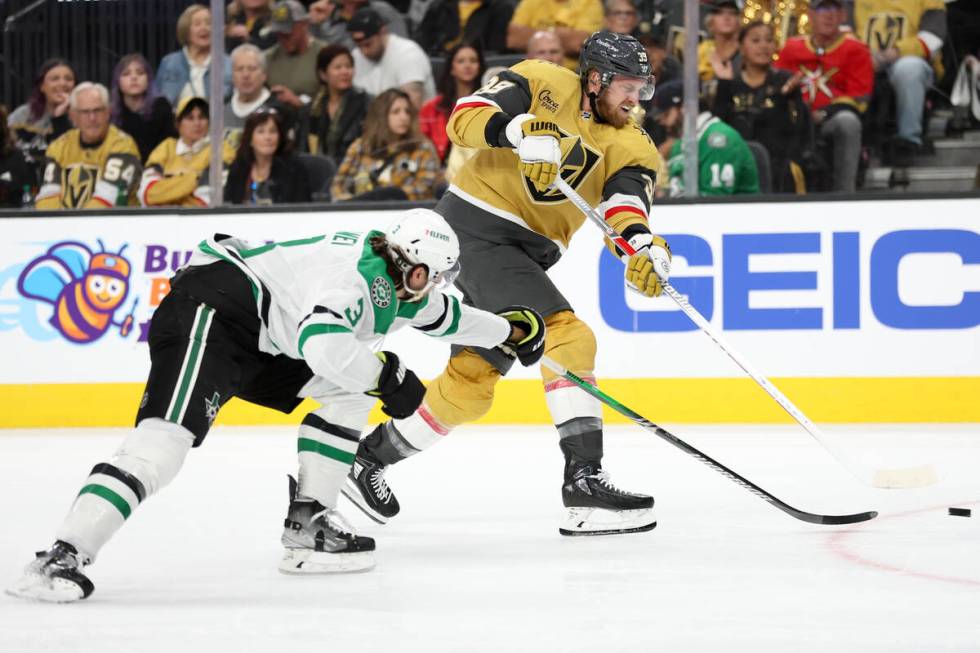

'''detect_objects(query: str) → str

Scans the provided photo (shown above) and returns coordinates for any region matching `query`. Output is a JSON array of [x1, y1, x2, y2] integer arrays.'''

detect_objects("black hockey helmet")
[[578, 30, 655, 100]]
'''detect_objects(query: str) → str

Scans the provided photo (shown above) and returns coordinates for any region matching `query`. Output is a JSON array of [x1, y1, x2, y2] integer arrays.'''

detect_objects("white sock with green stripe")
[[56, 419, 194, 561], [296, 413, 362, 509]]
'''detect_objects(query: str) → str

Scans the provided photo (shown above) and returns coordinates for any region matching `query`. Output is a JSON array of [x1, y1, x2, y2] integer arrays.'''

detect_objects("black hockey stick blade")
[[541, 357, 877, 526]]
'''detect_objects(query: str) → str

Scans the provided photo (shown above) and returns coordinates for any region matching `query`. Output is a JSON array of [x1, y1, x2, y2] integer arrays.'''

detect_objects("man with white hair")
[[35, 83, 141, 209], [223, 44, 294, 151], [525, 30, 565, 65]]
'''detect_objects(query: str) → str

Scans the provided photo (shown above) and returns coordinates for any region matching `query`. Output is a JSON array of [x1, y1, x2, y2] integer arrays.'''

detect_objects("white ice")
[[1, 423, 979, 653]]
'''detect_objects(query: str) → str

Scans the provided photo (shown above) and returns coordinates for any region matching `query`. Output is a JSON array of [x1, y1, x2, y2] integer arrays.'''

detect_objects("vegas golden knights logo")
[[62, 165, 98, 208], [864, 13, 907, 52], [524, 133, 600, 203]]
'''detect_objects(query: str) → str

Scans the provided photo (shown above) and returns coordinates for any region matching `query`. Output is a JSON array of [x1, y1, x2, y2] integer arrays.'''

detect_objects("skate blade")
[[5, 575, 87, 603], [278, 548, 376, 575], [341, 480, 390, 525], [559, 507, 657, 537]]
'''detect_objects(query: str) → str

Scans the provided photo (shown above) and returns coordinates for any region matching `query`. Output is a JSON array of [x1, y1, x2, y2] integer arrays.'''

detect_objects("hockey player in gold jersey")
[[345, 31, 672, 536], [36, 83, 141, 210]]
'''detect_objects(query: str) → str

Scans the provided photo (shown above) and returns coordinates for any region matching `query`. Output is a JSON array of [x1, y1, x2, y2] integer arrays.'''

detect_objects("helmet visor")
[[613, 74, 657, 102], [431, 259, 461, 290]]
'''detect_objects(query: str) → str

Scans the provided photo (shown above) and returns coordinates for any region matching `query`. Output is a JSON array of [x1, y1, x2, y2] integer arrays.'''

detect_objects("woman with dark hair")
[[225, 109, 311, 204], [0, 105, 36, 208], [304, 44, 370, 165], [419, 42, 484, 164], [712, 20, 813, 193], [331, 89, 441, 202], [111, 54, 176, 163], [157, 4, 232, 104], [139, 97, 236, 207], [225, 0, 277, 51], [7, 58, 76, 173]]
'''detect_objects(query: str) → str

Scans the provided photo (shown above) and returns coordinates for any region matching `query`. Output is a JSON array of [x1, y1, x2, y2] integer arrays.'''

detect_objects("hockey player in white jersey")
[[6, 208, 545, 603]]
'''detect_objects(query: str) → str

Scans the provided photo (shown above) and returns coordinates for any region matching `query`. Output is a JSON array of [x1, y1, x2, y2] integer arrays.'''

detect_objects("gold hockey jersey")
[[36, 125, 141, 210], [853, 0, 946, 74], [446, 59, 663, 250], [138, 137, 235, 207]]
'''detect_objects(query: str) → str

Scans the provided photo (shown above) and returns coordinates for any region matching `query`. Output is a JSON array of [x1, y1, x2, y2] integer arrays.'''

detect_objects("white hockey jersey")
[[186, 230, 511, 394]]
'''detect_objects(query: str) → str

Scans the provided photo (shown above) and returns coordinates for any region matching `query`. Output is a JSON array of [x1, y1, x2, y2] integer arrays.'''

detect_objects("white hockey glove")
[[625, 233, 672, 297], [505, 114, 562, 191]]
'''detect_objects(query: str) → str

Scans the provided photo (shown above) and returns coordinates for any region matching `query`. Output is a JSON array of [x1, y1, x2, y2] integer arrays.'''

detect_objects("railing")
[[2, 0, 192, 109]]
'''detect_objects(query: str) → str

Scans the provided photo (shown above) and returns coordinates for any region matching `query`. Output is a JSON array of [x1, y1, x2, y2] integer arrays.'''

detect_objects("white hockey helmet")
[[386, 208, 461, 300]]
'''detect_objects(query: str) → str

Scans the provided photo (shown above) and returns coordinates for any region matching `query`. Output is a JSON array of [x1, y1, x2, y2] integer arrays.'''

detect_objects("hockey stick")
[[541, 356, 877, 525], [551, 176, 937, 490]]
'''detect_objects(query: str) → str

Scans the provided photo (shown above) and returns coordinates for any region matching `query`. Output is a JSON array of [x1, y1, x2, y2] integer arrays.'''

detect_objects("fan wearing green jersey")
[[652, 80, 760, 197]]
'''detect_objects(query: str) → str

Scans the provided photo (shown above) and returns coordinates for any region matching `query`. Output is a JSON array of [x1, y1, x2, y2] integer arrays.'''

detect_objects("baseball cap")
[[703, 0, 741, 13], [346, 7, 385, 38], [174, 96, 208, 120], [650, 80, 683, 116], [264, 1, 309, 35]]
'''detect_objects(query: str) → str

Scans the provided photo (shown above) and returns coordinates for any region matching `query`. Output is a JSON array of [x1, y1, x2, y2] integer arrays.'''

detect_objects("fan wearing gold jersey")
[[36, 83, 141, 210], [344, 31, 672, 537]]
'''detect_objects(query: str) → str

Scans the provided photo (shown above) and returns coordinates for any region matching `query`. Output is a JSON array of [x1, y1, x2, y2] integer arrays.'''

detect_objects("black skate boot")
[[342, 425, 401, 524], [280, 477, 376, 574], [560, 463, 657, 536], [6, 540, 94, 602]]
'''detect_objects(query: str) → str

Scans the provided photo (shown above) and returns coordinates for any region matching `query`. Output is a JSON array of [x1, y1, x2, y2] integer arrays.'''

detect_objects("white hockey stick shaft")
[[552, 176, 936, 489]]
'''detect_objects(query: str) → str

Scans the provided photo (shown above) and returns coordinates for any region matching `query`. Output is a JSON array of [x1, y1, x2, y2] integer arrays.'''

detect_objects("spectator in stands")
[[331, 88, 441, 201], [775, 0, 872, 192], [852, 0, 947, 165], [417, 0, 514, 55], [420, 42, 485, 163], [304, 44, 371, 165], [158, 5, 233, 105], [224, 44, 294, 152], [0, 105, 36, 208], [308, 0, 408, 51], [264, 1, 328, 108], [638, 32, 681, 84], [226, 0, 278, 51], [225, 108, 311, 204], [7, 58, 76, 176], [110, 54, 176, 164], [604, 0, 641, 36], [700, 0, 742, 81], [507, 0, 603, 69], [347, 8, 436, 108], [713, 21, 812, 193], [35, 83, 142, 209], [525, 31, 566, 65], [138, 97, 235, 208], [652, 80, 760, 196]]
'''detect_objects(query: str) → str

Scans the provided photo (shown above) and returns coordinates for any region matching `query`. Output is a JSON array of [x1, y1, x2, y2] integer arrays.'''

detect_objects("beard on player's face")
[[596, 89, 631, 128]]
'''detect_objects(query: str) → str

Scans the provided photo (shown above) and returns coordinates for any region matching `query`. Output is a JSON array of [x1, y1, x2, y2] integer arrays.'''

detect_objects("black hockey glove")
[[366, 351, 425, 419], [495, 305, 546, 366]]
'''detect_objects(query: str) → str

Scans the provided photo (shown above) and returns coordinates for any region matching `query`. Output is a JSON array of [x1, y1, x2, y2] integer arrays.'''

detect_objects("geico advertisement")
[[0, 198, 976, 384]]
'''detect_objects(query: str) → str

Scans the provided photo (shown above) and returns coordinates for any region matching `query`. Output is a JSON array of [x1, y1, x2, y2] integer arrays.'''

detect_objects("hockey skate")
[[279, 478, 376, 574], [342, 442, 400, 524], [6, 540, 94, 603], [560, 463, 657, 536]]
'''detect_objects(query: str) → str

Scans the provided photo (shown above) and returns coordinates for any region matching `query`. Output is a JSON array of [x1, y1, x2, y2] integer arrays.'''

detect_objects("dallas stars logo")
[[204, 392, 221, 426], [799, 64, 840, 104]]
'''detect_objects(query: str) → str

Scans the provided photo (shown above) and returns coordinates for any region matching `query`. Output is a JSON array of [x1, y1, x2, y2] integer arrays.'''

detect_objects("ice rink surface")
[[1, 423, 978, 653]]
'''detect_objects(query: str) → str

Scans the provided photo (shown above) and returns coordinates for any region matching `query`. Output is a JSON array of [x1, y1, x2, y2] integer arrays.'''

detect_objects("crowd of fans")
[[0, 0, 966, 209]]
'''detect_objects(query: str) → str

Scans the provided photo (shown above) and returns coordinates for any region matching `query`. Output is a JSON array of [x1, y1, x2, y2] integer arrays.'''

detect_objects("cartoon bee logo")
[[17, 240, 138, 344]]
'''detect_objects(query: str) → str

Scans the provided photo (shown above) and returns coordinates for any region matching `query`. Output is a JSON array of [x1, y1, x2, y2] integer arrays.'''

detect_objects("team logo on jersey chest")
[[864, 13, 908, 52], [63, 164, 99, 208], [524, 131, 600, 203], [371, 276, 392, 308]]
